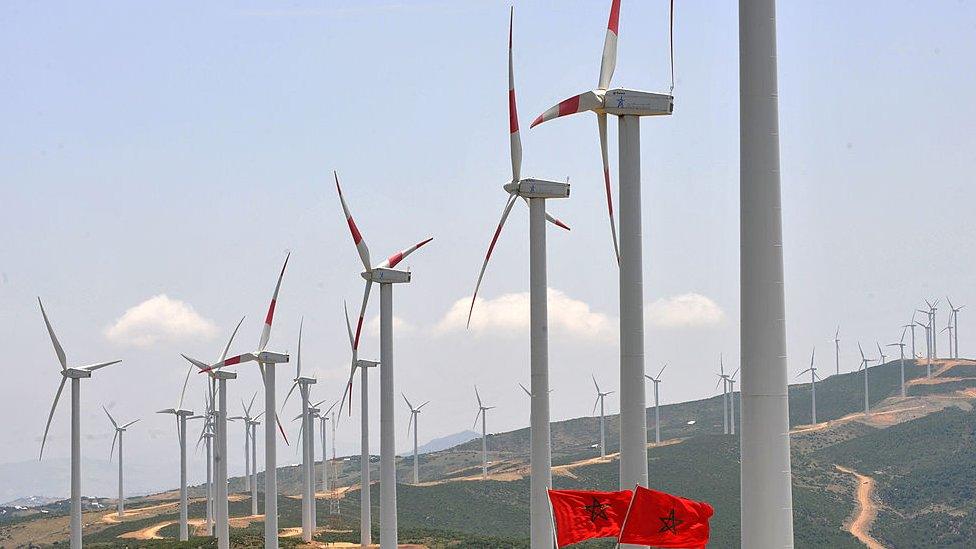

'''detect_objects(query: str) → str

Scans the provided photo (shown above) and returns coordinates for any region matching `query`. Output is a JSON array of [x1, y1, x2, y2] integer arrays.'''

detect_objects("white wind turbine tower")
[[926, 299, 940, 359], [310, 399, 337, 502], [857, 343, 876, 414], [739, 1, 796, 542], [466, 11, 570, 548], [337, 301, 378, 548], [948, 298, 964, 358], [727, 368, 739, 435], [37, 299, 122, 549], [402, 394, 430, 485], [877, 342, 887, 368], [715, 355, 731, 435], [888, 332, 908, 398], [245, 410, 264, 517], [796, 348, 820, 425], [157, 399, 195, 541], [183, 316, 246, 549], [644, 364, 666, 444], [198, 255, 292, 549], [239, 393, 258, 508], [917, 313, 933, 377], [834, 327, 841, 376], [473, 386, 495, 480], [531, 0, 673, 507], [191, 390, 215, 535], [102, 406, 139, 518], [335, 173, 433, 549], [904, 312, 918, 359], [591, 375, 614, 458], [281, 320, 318, 543], [941, 323, 954, 360]]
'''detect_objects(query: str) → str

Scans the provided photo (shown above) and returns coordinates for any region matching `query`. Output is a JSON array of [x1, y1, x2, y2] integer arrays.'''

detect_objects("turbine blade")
[[178, 363, 193, 411], [475, 386, 483, 408], [110, 431, 118, 462], [353, 280, 373, 351], [343, 300, 355, 348], [296, 317, 303, 380], [418, 400, 430, 409], [39, 376, 67, 460], [591, 374, 600, 393], [276, 413, 290, 446], [221, 316, 246, 362], [472, 408, 482, 430], [38, 298, 67, 370], [259, 252, 290, 351], [247, 392, 257, 415], [598, 112, 620, 264], [335, 171, 372, 271], [406, 412, 414, 437], [80, 360, 122, 373], [598, 0, 621, 90], [282, 381, 300, 412], [544, 210, 572, 231], [467, 194, 519, 328], [378, 237, 434, 269], [519, 382, 531, 397], [102, 405, 118, 429], [592, 395, 600, 416], [122, 419, 139, 429], [657, 364, 667, 379], [402, 392, 413, 411], [530, 91, 603, 128], [508, 7, 522, 182]]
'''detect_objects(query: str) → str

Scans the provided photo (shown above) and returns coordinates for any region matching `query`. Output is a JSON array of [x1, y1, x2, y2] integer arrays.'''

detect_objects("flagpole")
[[614, 485, 640, 549]]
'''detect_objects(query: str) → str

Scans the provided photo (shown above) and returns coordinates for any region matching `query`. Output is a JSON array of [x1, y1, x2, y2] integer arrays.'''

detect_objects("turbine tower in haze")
[[716, 355, 731, 435], [338, 301, 379, 548], [834, 327, 841, 376], [466, 11, 570, 546], [948, 298, 964, 358], [857, 343, 876, 414], [281, 320, 317, 543], [591, 375, 614, 458], [531, 0, 674, 508], [37, 299, 122, 549], [727, 368, 739, 435], [335, 173, 433, 549], [888, 336, 908, 398], [403, 393, 430, 485], [245, 410, 263, 517], [904, 312, 918, 359], [473, 386, 495, 480], [103, 406, 139, 518], [796, 348, 820, 424], [644, 364, 666, 444], [157, 404, 194, 541], [917, 313, 933, 377]]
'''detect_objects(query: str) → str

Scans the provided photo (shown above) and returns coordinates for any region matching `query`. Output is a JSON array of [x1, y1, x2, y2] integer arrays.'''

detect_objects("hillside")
[[2, 358, 973, 548]]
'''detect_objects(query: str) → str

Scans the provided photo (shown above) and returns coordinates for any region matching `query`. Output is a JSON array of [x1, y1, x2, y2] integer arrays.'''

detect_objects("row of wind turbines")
[[33, 0, 850, 547]]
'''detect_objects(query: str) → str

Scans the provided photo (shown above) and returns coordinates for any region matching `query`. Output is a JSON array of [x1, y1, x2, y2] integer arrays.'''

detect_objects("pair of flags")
[[548, 486, 713, 548]]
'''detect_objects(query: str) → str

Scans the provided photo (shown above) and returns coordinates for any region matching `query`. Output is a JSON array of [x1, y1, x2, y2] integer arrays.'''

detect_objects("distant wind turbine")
[[644, 364, 666, 444], [916, 314, 933, 377], [834, 327, 841, 376], [403, 394, 430, 485], [156, 402, 194, 541], [796, 348, 820, 424], [473, 386, 495, 480], [857, 343, 876, 414], [903, 312, 918, 359], [103, 406, 139, 518], [716, 354, 731, 435], [888, 334, 908, 398], [727, 368, 739, 435], [948, 298, 964, 358], [591, 375, 614, 457], [280, 320, 317, 543], [37, 299, 122, 549]]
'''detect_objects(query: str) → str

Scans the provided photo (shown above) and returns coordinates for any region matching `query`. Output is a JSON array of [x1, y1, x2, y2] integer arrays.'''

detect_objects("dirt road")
[[835, 465, 885, 549]]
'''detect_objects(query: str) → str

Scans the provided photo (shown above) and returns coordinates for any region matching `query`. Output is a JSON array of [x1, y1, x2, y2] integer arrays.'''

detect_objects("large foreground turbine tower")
[[531, 0, 673, 507], [739, 0, 795, 545]]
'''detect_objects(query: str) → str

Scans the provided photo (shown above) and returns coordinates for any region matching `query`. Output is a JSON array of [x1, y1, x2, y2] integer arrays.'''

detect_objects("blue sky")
[[1, 0, 974, 497]]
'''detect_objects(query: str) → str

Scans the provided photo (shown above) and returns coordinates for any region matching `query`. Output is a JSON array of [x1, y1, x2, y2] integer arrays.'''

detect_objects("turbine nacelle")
[[356, 359, 380, 369], [604, 89, 673, 117], [362, 267, 411, 284], [64, 368, 93, 379], [257, 351, 289, 364], [502, 178, 571, 199], [212, 369, 237, 380]]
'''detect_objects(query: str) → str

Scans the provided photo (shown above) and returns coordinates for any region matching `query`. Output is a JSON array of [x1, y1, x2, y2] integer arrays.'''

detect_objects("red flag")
[[548, 489, 632, 547], [618, 485, 714, 548]]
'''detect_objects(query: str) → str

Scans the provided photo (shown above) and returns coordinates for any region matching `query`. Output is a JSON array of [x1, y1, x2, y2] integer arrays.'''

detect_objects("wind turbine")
[[796, 348, 820, 424], [877, 342, 887, 367], [281, 320, 317, 543], [727, 368, 739, 435], [917, 314, 933, 377], [198, 254, 291, 549], [157, 399, 194, 541], [37, 299, 122, 549], [857, 343, 875, 414], [888, 334, 908, 398], [591, 375, 614, 458], [193, 396, 215, 535], [239, 393, 258, 505], [473, 386, 495, 480], [834, 327, 841, 375], [948, 298, 964, 358], [941, 323, 954, 360], [926, 299, 940, 359], [904, 312, 918, 359], [337, 301, 378, 548], [716, 355, 731, 435], [644, 364, 666, 444], [102, 406, 138, 518], [402, 394, 430, 485], [312, 400, 337, 500], [245, 410, 263, 517], [739, 0, 795, 543], [183, 316, 245, 549], [335, 173, 433, 549], [466, 12, 570, 547], [531, 0, 673, 504]]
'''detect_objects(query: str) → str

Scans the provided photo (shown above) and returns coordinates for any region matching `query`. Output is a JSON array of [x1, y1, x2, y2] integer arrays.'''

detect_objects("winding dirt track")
[[835, 465, 886, 549]]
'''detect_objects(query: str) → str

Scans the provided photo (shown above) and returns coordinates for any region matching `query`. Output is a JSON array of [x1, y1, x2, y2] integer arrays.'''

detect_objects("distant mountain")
[[413, 430, 480, 455], [1, 495, 59, 508]]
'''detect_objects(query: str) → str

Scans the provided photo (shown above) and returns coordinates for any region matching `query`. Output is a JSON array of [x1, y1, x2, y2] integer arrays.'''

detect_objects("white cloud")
[[434, 288, 615, 342], [104, 295, 218, 347], [646, 293, 725, 328]]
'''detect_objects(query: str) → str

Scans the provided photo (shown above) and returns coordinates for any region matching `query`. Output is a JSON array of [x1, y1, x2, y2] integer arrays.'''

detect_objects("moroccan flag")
[[618, 485, 714, 548], [548, 489, 633, 547]]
